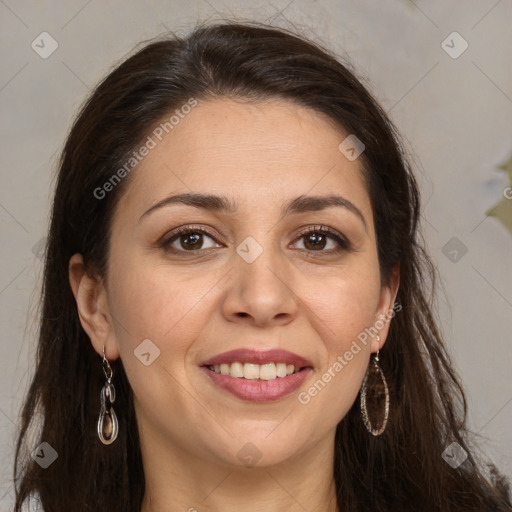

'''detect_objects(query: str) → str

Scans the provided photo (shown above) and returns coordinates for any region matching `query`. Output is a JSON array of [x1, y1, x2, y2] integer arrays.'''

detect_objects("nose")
[[220, 239, 298, 328]]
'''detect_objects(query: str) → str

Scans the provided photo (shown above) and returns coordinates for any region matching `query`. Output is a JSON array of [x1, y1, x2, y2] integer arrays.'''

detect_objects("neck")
[[139, 428, 339, 512]]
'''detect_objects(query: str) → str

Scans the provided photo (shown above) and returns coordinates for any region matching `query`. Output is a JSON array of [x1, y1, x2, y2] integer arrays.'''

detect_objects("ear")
[[371, 264, 400, 354], [68, 253, 120, 361]]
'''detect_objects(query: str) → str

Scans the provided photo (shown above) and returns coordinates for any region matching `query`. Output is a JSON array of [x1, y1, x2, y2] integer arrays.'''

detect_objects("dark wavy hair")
[[13, 21, 511, 512]]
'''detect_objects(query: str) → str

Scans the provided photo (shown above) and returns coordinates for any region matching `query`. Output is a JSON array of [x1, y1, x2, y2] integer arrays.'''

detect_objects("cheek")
[[299, 262, 381, 408], [306, 260, 382, 350], [108, 262, 220, 345], [106, 261, 221, 422]]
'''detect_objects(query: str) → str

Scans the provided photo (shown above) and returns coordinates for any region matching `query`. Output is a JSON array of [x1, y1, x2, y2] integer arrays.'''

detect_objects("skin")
[[69, 98, 399, 512]]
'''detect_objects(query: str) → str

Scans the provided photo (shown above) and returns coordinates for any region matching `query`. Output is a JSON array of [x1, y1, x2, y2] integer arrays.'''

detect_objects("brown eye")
[[179, 232, 203, 250], [292, 226, 351, 255], [162, 227, 222, 253], [303, 232, 328, 251]]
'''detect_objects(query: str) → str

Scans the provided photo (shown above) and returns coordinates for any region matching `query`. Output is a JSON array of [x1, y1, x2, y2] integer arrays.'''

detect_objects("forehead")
[[116, 98, 372, 223]]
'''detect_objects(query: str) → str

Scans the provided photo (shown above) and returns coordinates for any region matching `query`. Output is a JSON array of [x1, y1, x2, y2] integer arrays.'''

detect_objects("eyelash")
[[160, 224, 351, 257]]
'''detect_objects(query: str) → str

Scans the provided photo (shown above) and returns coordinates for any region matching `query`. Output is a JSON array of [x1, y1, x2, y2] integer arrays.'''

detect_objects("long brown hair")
[[13, 21, 511, 512]]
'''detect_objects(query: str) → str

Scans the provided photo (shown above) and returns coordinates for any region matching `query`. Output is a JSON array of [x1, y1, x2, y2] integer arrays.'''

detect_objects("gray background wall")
[[1, 0, 511, 506]]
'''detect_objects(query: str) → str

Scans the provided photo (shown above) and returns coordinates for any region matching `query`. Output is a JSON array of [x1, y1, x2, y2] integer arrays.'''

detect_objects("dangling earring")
[[97, 345, 119, 445], [360, 335, 389, 436]]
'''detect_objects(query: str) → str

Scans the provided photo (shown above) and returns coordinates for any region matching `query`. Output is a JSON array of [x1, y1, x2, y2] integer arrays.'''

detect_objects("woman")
[[13, 21, 511, 512]]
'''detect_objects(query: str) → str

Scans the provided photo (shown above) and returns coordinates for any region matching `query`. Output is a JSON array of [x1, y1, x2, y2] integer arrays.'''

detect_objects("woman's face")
[[77, 98, 398, 469]]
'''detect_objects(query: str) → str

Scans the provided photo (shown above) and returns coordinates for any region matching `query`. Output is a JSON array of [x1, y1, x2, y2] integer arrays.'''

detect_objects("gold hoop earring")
[[360, 335, 389, 436], [97, 345, 119, 445]]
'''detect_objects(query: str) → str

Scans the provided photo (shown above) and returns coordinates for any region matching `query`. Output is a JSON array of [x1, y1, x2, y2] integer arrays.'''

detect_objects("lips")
[[199, 348, 313, 402], [200, 366, 313, 402], [200, 348, 313, 369]]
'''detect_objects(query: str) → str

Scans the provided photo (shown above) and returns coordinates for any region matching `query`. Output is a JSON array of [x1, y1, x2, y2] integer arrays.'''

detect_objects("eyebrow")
[[138, 192, 367, 230]]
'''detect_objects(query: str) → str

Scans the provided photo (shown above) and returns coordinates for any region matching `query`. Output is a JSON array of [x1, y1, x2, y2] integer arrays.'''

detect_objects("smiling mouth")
[[200, 363, 313, 402], [205, 362, 306, 380]]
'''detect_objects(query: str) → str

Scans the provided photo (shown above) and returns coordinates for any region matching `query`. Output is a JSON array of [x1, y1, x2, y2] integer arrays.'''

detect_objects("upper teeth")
[[208, 362, 299, 380]]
